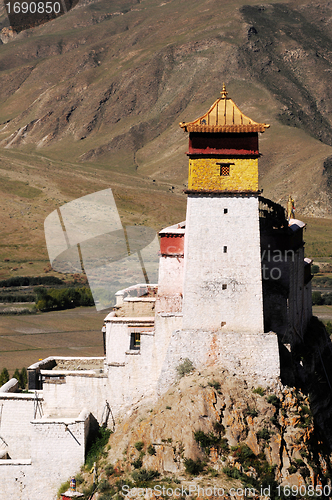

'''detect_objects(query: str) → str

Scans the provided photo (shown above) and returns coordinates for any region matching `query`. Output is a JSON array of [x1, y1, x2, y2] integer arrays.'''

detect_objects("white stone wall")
[[156, 256, 184, 313], [31, 413, 89, 497], [0, 410, 90, 500], [42, 375, 109, 422], [0, 460, 32, 500], [158, 329, 280, 394], [182, 195, 264, 333], [105, 314, 182, 416], [0, 393, 37, 459]]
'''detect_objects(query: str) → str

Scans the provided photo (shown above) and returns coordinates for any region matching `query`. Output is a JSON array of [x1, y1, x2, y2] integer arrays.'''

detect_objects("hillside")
[[62, 364, 332, 499], [0, 0, 332, 276]]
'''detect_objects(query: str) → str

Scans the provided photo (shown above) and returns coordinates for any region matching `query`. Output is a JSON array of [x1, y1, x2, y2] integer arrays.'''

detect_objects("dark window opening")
[[224, 208, 228, 214], [130, 332, 141, 350], [220, 165, 230, 176], [222, 284, 227, 290], [216, 162, 234, 176], [223, 246, 227, 253]]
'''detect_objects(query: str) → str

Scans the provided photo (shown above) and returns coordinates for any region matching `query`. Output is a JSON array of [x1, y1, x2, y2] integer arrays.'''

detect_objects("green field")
[[312, 305, 332, 323], [0, 306, 107, 375]]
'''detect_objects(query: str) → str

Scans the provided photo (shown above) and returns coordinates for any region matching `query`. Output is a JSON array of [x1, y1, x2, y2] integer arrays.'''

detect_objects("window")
[[222, 284, 227, 290], [220, 165, 230, 176], [216, 162, 234, 176], [223, 246, 227, 253], [130, 332, 141, 350], [224, 208, 228, 214]]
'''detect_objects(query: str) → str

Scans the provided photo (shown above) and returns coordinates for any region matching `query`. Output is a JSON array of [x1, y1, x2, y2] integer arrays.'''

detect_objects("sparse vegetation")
[[266, 395, 279, 407], [131, 468, 160, 484], [183, 458, 205, 476], [252, 387, 265, 396], [134, 441, 144, 452], [194, 429, 228, 454], [35, 286, 94, 311], [176, 358, 194, 377], [257, 428, 270, 441], [208, 380, 221, 391], [57, 480, 70, 498], [147, 444, 156, 456], [85, 427, 111, 470], [0, 368, 9, 387], [244, 405, 258, 418]]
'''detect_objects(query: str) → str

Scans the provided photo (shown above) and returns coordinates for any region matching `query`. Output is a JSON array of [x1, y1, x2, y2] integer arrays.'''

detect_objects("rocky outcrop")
[[73, 366, 332, 499]]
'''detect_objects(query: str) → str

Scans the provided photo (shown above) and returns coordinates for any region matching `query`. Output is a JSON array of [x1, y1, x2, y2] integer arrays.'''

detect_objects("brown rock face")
[[93, 367, 332, 496]]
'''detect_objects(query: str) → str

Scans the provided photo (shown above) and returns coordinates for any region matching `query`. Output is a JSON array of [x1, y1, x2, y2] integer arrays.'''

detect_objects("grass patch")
[[85, 427, 111, 470], [0, 176, 42, 199], [252, 387, 265, 396]]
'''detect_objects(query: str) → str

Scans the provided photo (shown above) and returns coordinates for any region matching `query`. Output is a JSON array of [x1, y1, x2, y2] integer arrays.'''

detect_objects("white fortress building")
[[0, 87, 312, 499]]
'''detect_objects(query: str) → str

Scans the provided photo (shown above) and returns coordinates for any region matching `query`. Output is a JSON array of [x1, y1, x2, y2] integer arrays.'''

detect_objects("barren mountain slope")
[[0, 0, 332, 273]]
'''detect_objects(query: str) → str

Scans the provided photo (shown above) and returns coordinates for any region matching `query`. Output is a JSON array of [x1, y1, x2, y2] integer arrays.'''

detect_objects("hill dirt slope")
[[67, 364, 332, 499], [0, 0, 332, 275]]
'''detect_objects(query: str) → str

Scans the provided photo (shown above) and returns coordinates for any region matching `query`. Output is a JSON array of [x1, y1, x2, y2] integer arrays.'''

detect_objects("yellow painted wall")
[[188, 158, 258, 192]]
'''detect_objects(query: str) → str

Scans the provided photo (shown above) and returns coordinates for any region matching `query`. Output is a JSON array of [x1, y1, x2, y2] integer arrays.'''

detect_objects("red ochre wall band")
[[160, 235, 184, 256], [188, 132, 259, 156]]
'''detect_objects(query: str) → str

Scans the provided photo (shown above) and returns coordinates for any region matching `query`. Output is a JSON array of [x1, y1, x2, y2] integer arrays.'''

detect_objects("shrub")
[[176, 358, 194, 377], [183, 458, 205, 475], [131, 468, 160, 484], [208, 380, 221, 390], [194, 430, 228, 453], [147, 444, 156, 455], [99, 493, 114, 500], [257, 428, 270, 441], [222, 466, 241, 479], [132, 458, 143, 469], [98, 479, 110, 492], [325, 321, 332, 336], [312, 291, 324, 305], [252, 387, 265, 396], [266, 395, 279, 407], [0, 368, 9, 387], [244, 406, 258, 418], [134, 441, 144, 451], [311, 265, 320, 274], [231, 443, 255, 466], [213, 421, 225, 435], [105, 464, 114, 476], [288, 465, 297, 474]]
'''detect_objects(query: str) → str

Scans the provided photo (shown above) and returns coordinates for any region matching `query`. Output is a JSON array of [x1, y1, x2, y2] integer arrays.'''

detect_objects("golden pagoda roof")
[[179, 84, 270, 133]]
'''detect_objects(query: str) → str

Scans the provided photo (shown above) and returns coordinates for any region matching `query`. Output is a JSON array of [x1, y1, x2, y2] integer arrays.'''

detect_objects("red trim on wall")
[[160, 234, 184, 256]]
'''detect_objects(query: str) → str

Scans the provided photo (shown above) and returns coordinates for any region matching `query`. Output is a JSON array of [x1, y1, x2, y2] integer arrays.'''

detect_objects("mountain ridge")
[[1, 0, 332, 273]]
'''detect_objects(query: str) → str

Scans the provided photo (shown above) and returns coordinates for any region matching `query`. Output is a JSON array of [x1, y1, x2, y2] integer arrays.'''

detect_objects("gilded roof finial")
[[220, 83, 228, 99]]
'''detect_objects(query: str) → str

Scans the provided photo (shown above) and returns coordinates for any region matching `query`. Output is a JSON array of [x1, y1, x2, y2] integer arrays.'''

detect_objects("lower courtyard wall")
[[0, 410, 91, 500]]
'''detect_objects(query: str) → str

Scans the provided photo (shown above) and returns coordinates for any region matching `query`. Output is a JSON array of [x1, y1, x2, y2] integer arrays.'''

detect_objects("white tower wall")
[[182, 195, 264, 333]]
